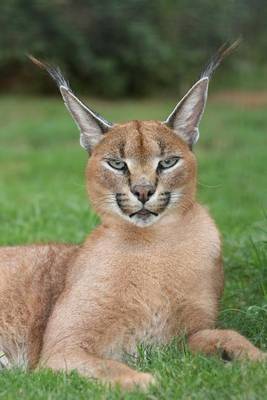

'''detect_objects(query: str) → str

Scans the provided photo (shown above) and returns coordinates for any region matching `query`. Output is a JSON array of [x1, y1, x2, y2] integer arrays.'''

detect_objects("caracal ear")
[[59, 87, 112, 151], [29, 56, 113, 153], [164, 77, 208, 147], [165, 39, 241, 147]]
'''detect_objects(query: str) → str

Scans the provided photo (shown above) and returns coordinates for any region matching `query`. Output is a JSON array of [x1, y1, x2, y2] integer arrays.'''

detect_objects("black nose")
[[131, 184, 155, 204]]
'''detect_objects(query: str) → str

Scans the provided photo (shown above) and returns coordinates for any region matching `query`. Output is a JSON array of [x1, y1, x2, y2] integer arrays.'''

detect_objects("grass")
[[0, 93, 266, 399]]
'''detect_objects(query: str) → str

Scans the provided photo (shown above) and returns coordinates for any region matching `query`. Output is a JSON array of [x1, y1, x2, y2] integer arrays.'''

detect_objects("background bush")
[[1, 0, 267, 97]]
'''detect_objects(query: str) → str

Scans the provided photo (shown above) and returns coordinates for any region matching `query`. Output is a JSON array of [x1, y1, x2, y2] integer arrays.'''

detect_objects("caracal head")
[[30, 42, 239, 227]]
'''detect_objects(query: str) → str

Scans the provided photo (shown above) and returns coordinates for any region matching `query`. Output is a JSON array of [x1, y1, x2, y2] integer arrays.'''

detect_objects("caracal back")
[[0, 244, 78, 369]]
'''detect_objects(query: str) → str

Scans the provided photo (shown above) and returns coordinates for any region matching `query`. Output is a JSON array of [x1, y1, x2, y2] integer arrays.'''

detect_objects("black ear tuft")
[[29, 54, 114, 153], [28, 55, 71, 91], [200, 38, 241, 80], [164, 39, 240, 147]]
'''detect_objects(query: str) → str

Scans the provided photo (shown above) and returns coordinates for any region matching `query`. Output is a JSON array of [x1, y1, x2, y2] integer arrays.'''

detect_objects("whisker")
[[197, 180, 222, 189]]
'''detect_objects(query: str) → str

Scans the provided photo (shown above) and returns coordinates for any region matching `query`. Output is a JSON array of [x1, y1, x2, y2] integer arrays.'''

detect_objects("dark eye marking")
[[156, 138, 166, 156], [118, 142, 125, 159]]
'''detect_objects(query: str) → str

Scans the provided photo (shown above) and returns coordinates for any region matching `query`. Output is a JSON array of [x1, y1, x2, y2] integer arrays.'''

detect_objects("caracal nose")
[[131, 184, 155, 204]]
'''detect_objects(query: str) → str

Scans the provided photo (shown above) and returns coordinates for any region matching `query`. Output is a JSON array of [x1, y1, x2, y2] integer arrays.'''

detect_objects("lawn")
[[0, 93, 266, 399]]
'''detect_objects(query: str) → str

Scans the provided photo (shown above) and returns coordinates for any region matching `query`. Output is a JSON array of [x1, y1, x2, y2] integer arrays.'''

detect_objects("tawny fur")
[[0, 120, 265, 390]]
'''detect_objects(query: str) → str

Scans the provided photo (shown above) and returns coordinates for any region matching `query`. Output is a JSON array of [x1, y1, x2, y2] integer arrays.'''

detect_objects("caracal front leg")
[[188, 329, 267, 361], [40, 348, 155, 390]]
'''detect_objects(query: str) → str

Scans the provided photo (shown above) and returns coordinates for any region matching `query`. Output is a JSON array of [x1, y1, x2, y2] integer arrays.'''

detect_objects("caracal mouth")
[[128, 208, 161, 227], [129, 208, 158, 220], [115, 193, 170, 226]]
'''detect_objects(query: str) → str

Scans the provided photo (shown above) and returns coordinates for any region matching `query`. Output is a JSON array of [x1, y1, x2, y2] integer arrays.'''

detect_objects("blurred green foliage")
[[1, 0, 267, 96]]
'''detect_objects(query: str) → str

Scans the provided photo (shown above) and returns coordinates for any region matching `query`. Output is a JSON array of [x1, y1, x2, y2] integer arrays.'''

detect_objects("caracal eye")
[[158, 157, 180, 170], [107, 159, 127, 171]]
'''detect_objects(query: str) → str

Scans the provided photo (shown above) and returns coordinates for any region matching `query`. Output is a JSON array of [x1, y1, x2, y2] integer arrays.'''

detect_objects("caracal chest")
[[78, 226, 205, 298], [78, 222, 215, 295], [66, 222, 217, 349]]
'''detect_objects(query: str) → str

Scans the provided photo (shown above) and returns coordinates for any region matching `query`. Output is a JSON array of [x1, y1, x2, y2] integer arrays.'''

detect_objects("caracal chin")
[[0, 43, 265, 390]]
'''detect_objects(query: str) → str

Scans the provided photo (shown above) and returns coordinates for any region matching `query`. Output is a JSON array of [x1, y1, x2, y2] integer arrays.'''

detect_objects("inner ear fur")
[[59, 87, 112, 152], [165, 77, 209, 147]]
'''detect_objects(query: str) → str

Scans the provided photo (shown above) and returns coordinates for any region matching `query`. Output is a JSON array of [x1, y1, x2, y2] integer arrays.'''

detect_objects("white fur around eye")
[[107, 159, 126, 170], [160, 158, 183, 172], [102, 161, 124, 173]]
